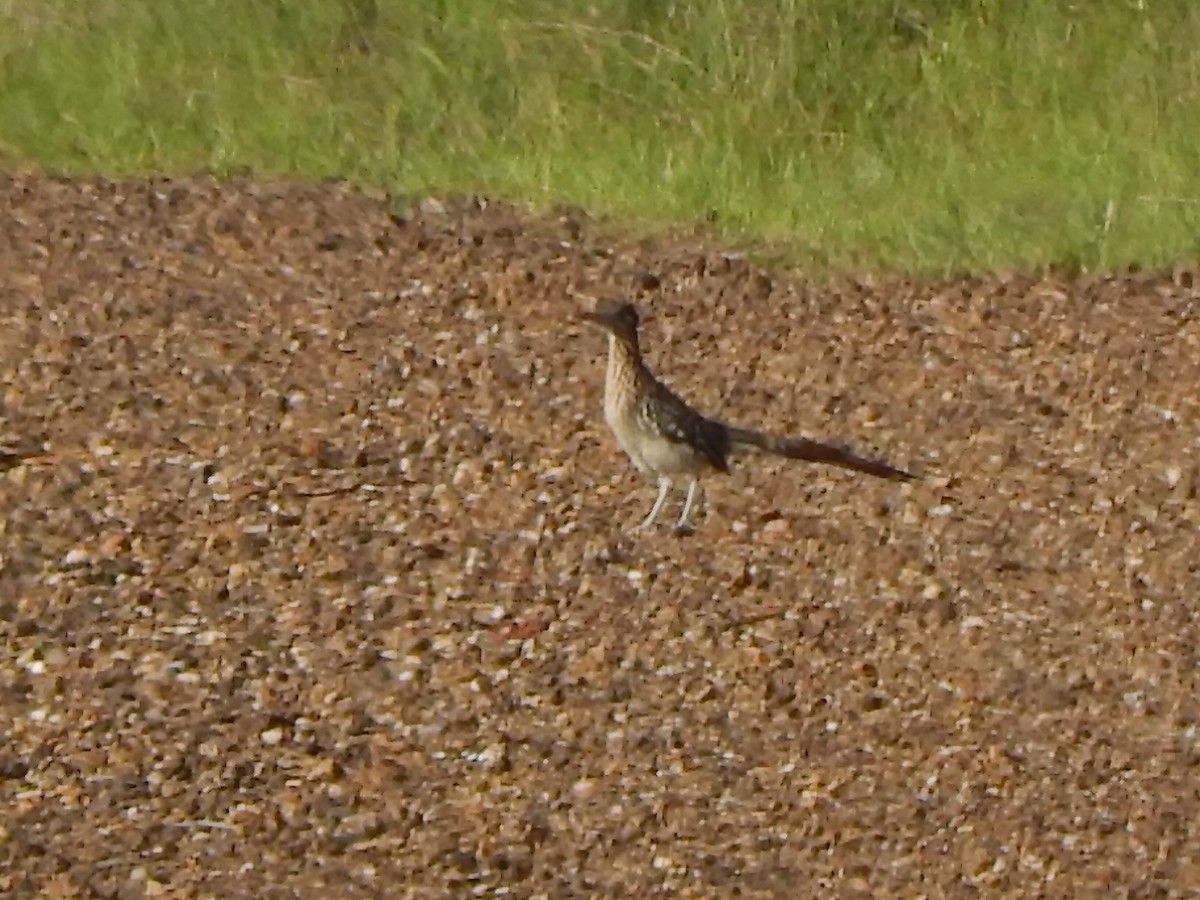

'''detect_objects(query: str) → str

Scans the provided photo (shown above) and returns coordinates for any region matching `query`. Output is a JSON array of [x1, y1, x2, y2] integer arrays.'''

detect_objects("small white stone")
[[572, 779, 597, 799], [62, 548, 91, 566], [478, 742, 506, 770], [260, 728, 284, 746]]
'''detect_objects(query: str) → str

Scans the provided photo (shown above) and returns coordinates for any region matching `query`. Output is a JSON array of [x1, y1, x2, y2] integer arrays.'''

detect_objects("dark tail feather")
[[726, 426, 914, 481]]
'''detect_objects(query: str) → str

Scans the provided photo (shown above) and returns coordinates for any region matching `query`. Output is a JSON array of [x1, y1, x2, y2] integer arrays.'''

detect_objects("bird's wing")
[[640, 378, 731, 472]]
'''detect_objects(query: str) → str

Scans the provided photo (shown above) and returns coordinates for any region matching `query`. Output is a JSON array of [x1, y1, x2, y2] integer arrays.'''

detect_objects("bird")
[[581, 298, 913, 530]]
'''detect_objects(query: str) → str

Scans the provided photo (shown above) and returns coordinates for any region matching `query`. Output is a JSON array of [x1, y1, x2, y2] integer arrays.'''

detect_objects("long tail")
[[726, 425, 914, 481]]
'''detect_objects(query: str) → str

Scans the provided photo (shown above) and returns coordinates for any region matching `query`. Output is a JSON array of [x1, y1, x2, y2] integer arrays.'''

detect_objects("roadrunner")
[[582, 298, 913, 530]]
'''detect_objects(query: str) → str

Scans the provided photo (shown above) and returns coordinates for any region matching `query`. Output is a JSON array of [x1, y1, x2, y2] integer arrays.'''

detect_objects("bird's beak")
[[580, 309, 608, 330], [570, 288, 601, 326]]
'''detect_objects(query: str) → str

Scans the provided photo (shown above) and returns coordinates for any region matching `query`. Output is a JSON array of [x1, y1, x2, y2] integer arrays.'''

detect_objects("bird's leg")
[[676, 479, 699, 531], [636, 477, 672, 530]]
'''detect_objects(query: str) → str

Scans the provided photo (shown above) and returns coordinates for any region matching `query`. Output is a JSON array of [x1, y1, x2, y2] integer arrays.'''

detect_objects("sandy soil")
[[2, 174, 1199, 898]]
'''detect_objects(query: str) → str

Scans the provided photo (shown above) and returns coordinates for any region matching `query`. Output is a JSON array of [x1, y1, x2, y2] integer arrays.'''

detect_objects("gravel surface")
[[2, 174, 1199, 897]]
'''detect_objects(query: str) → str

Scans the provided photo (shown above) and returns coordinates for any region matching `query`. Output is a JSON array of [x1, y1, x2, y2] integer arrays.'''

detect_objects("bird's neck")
[[604, 333, 645, 401], [606, 332, 642, 369]]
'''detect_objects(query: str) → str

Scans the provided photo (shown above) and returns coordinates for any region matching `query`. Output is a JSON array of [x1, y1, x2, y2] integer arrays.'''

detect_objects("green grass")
[[3, 0, 1200, 273]]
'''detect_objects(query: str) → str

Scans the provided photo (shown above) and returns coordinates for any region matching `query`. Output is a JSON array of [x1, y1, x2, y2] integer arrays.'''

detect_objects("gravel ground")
[[2, 174, 1199, 898]]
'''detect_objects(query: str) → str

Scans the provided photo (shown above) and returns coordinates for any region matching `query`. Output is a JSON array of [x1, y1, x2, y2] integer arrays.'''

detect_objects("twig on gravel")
[[288, 482, 393, 498], [0, 449, 54, 470], [164, 819, 240, 832], [723, 608, 790, 630]]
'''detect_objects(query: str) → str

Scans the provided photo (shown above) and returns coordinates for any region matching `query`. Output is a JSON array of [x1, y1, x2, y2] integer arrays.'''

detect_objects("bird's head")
[[581, 298, 640, 346]]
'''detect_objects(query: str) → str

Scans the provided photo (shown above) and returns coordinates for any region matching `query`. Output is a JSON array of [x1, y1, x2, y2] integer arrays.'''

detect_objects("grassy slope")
[[1, 0, 1199, 273]]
